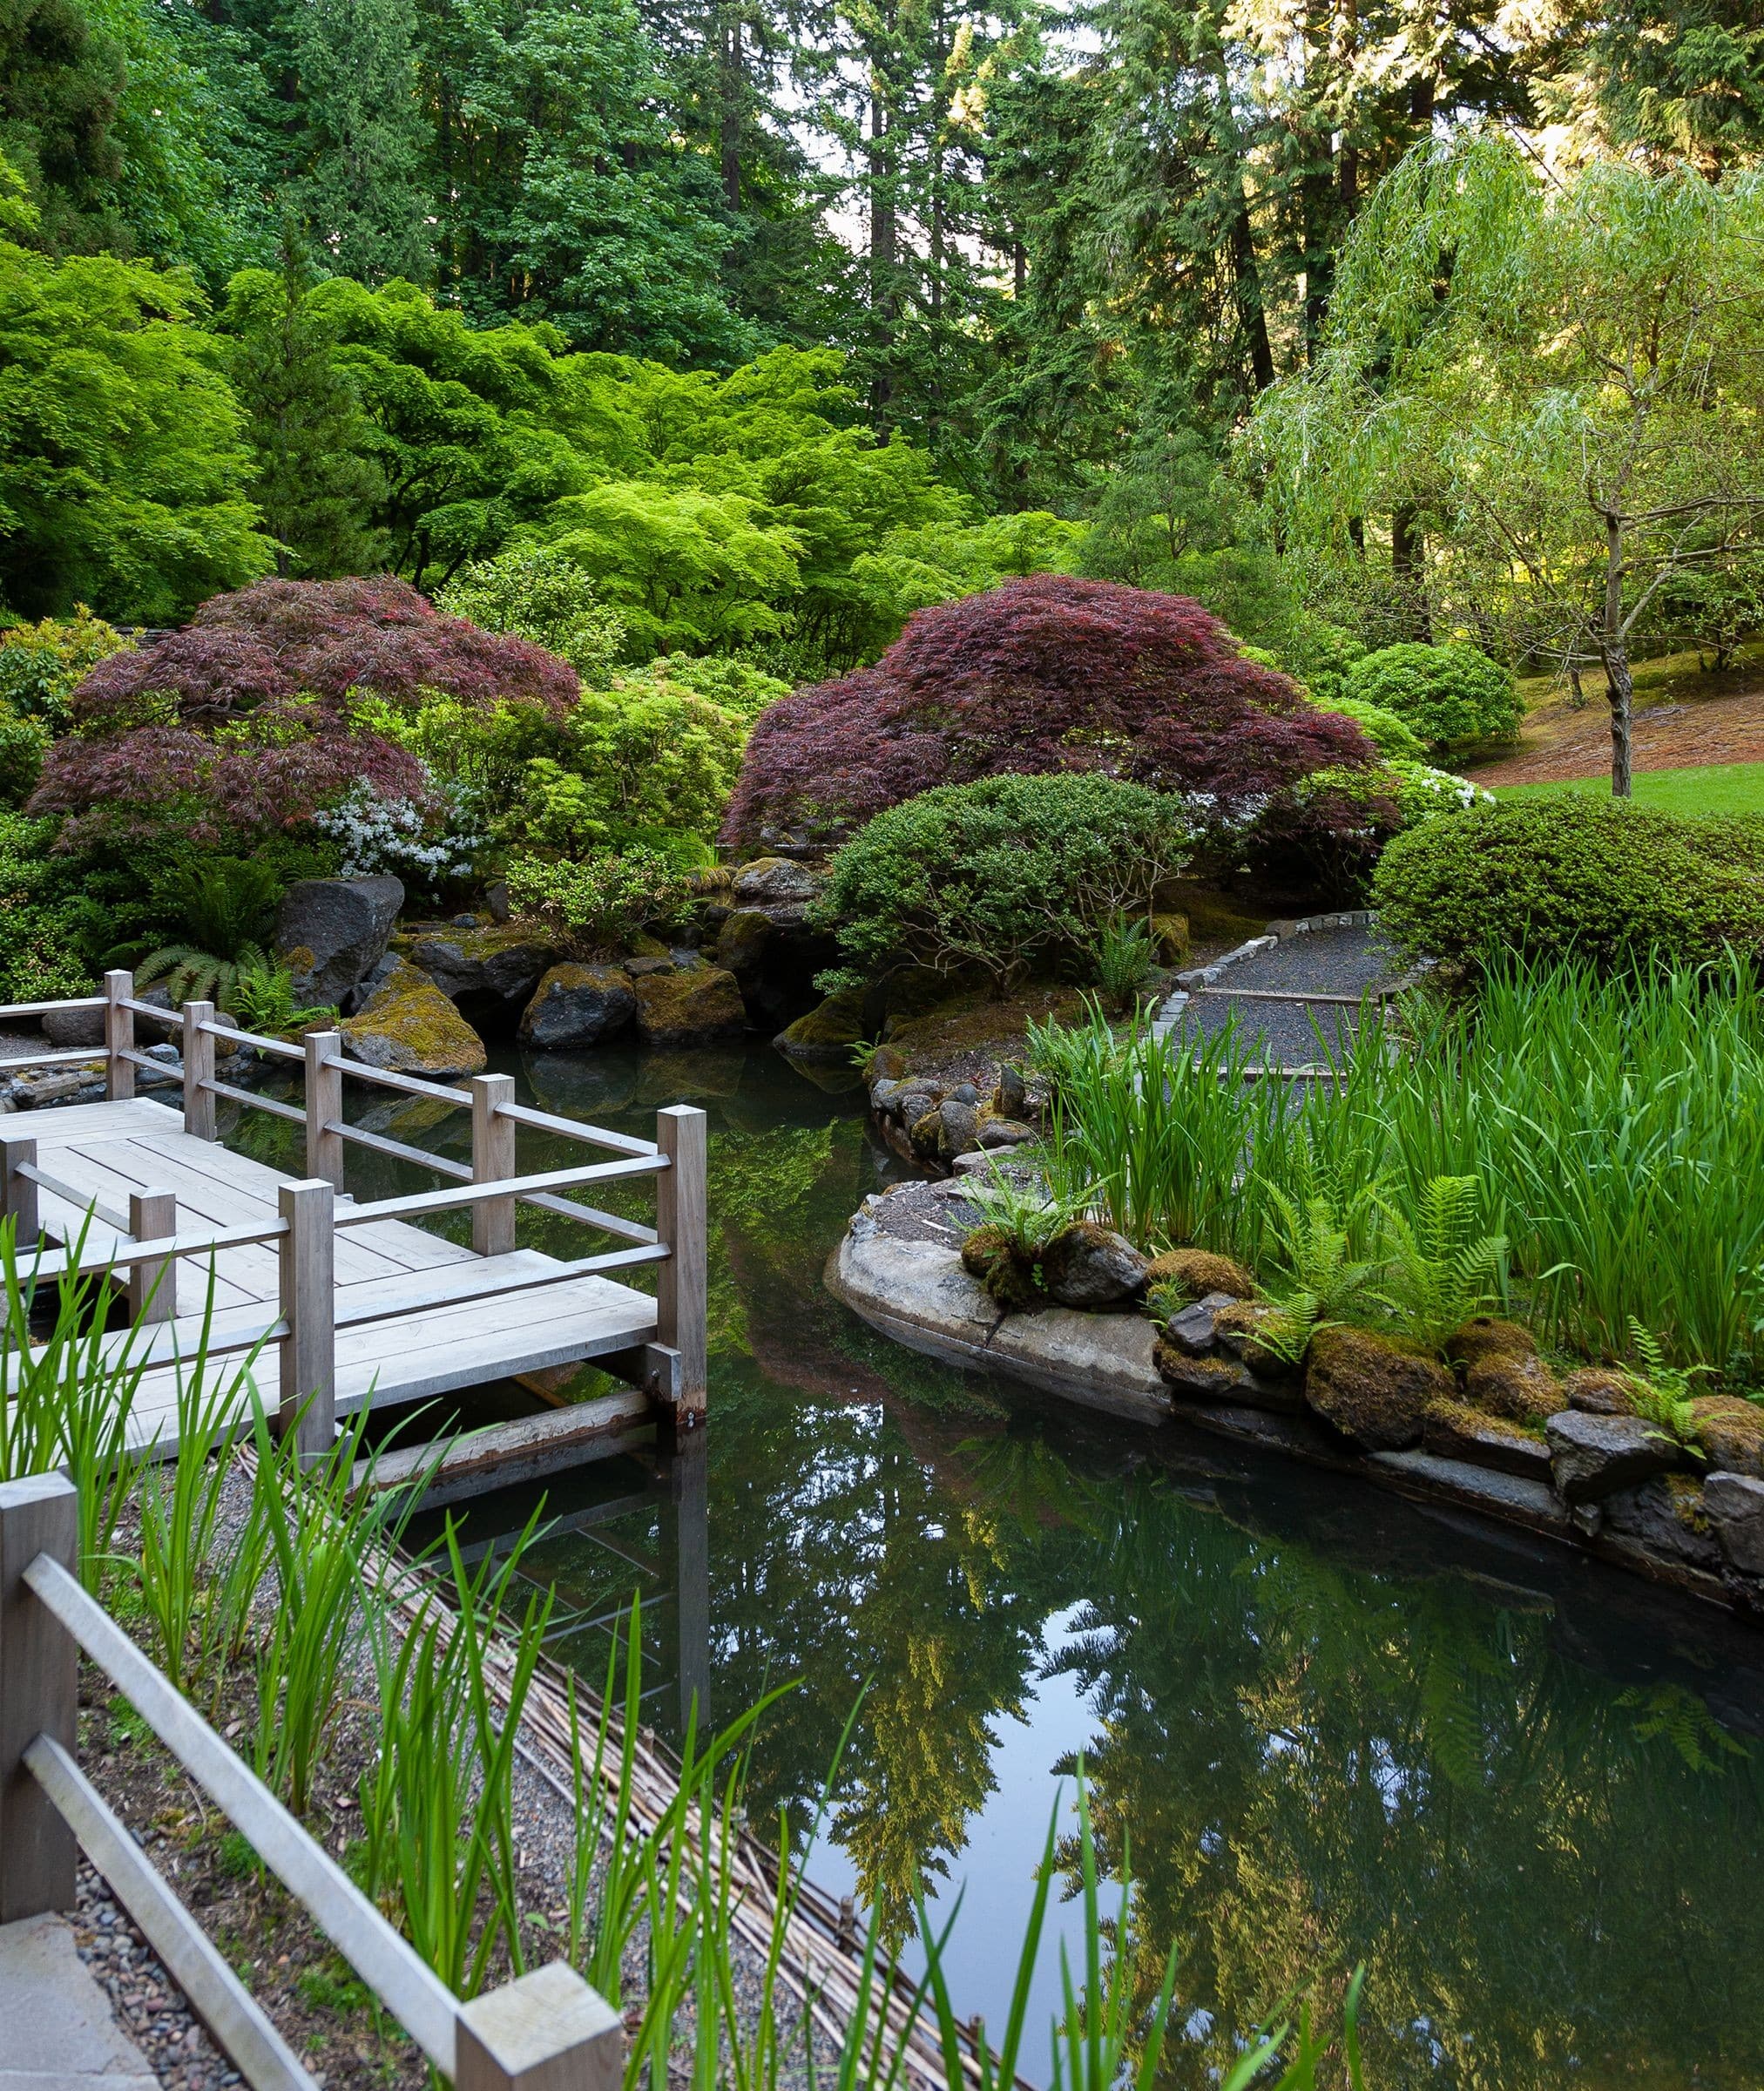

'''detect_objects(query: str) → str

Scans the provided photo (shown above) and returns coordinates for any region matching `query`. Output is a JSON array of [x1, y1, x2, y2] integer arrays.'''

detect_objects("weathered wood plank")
[[356, 1391, 654, 1507]]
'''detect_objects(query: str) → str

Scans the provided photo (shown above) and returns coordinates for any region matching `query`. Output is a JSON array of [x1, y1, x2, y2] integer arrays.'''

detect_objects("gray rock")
[[1704, 1471, 1764, 1575], [1160, 1298, 1224, 1356], [732, 856, 824, 922], [1369, 1450, 1571, 1535], [42, 1004, 102, 1047], [625, 956, 674, 978], [275, 876, 404, 1005], [978, 1116, 1037, 1149], [1602, 1478, 1723, 1571], [869, 1078, 911, 1117], [400, 927, 559, 1017], [669, 947, 707, 971], [518, 964, 637, 1051], [897, 1086, 940, 1129], [950, 1082, 980, 1106], [1545, 1409, 1684, 1503], [1422, 1405, 1552, 1479], [1040, 1225, 1147, 1309], [996, 1064, 1027, 1118], [937, 1098, 980, 1157]]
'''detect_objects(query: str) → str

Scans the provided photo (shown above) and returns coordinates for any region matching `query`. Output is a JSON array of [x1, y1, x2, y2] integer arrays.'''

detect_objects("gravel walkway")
[[72, 1865, 239, 2091], [1160, 924, 1401, 1070]]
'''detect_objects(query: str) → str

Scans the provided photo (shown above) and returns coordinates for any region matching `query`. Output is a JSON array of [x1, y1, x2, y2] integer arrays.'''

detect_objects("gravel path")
[[1161, 924, 1401, 1070], [73, 1864, 239, 2091]]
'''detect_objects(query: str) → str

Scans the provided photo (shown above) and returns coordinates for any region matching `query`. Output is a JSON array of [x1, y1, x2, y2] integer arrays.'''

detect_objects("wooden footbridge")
[[0, 971, 707, 1471]]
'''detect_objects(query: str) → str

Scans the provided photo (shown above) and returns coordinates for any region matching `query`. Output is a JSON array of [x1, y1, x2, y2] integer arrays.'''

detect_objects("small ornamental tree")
[[32, 577, 578, 851], [722, 576, 1375, 845]]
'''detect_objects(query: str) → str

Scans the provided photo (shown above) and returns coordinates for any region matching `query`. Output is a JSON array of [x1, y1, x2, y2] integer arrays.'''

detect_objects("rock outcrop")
[[341, 955, 487, 1077], [632, 966, 747, 1046], [518, 964, 637, 1051], [276, 876, 404, 1007], [398, 923, 561, 1025]]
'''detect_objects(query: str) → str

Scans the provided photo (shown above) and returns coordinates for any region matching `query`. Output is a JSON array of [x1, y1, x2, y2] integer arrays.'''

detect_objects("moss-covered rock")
[[961, 1225, 1040, 1310], [1143, 1248, 1256, 1302], [715, 908, 774, 981], [1463, 1350, 1565, 1426], [395, 922, 562, 1018], [1688, 1395, 1764, 1476], [1211, 1300, 1302, 1376], [1423, 1397, 1550, 1476], [1148, 911, 1190, 964], [518, 963, 636, 1050], [632, 965, 747, 1046], [774, 986, 867, 1063], [1304, 1325, 1453, 1451], [1153, 1342, 1257, 1398], [1563, 1366, 1638, 1416], [628, 932, 671, 960], [341, 956, 487, 1077], [868, 1045, 909, 1086], [1444, 1316, 1537, 1369]]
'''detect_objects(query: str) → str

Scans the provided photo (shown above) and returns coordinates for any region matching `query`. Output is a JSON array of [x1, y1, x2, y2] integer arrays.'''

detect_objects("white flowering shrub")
[[312, 781, 484, 887]]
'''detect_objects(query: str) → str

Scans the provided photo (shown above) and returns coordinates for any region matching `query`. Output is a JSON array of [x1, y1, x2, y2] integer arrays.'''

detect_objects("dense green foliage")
[[1371, 796, 1764, 977], [1344, 643, 1520, 754], [1038, 956, 1764, 1375], [814, 773, 1194, 989]]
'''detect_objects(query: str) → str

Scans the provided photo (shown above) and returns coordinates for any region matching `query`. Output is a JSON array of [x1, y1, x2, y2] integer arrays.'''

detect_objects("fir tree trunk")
[[719, 9, 741, 211], [1600, 510, 1633, 797]]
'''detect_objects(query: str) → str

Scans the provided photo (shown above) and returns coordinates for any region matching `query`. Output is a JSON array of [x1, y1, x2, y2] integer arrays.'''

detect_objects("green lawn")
[[1491, 762, 1764, 817]]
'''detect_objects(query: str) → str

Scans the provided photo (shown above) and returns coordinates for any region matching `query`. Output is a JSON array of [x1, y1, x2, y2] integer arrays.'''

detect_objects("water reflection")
[[240, 1042, 1764, 2085]]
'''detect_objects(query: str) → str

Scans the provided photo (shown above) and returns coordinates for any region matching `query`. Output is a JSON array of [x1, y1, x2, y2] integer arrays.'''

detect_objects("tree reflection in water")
[[388, 1046, 1764, 2090]]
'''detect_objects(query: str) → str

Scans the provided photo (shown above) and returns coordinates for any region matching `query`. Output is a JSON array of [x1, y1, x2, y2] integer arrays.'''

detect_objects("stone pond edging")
[[830, 1180, 1764, 1622]]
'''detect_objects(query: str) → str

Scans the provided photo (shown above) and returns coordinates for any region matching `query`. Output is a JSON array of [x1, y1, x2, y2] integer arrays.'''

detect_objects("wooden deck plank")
[[41, 1145, 274, 1307]]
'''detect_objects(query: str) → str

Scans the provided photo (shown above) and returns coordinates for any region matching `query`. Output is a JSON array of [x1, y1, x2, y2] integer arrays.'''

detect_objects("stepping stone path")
[[1152, 917, 1402, 1072]]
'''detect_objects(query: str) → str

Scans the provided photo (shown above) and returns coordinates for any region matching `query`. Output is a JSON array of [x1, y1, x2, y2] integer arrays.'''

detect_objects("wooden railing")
[[0, 1471, 622, 2091], [0, 976, 709, 1453]]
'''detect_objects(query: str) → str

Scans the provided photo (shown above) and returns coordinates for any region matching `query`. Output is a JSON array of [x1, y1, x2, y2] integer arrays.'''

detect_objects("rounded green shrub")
[[816, 773, 1193, 988], [1347, 642, 1521, 752], [1318, 696, 1427, 760], [1372, 795, 1764, 977]]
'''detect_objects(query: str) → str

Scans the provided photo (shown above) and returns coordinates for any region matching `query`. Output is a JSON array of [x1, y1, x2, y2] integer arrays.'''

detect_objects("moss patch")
[[1304, 1325, 1453, 1451], [776, 985, 867, 1061], [1563, 1366, 1638, 1416], [1153, 1343, 1247, 1394], [1688, 1395, 1764, 1476], [1463, 1351, 1565, 1426], [1148, 911, 1190, 963], [961, 1225, 1040, 1310], [1444, 1316, 1537, 1369], [1144, 1248, 1256, 1302]]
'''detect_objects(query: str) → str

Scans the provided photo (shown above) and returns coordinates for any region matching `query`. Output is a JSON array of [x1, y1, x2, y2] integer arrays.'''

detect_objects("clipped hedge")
[[1347, 642, 1521, 752], [816, 773, 1194, 988], [1372, 795, 1764, 977]]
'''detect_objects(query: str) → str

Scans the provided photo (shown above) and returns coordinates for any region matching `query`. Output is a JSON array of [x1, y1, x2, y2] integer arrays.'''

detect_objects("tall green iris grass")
[[1035, 958, 1764, 1375]]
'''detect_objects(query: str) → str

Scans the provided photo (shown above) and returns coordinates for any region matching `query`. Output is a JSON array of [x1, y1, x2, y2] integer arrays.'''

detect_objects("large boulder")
[[43, 984, 171, 1047], [1602, 1476, 1723, 1571], [774, 986, 867, 1064], [632, 966, 747, 1046], [276, 876, 404, 1006], [732, 856, 825, 924], [1304, 1326, 1453, 1451], [1143, 1248, 1255, 1303], [518, 964, 637, 1051], [1040, 1222, 1146, 1309], [1423, 1399, 1552, 1479], [1688, 1395, 1764, 1477], [1703, 1472, 1764, 1575], [341, 956, 487, 1077], [1462, 1350, 1565, 1427], [1544, 1409, 1685, 1504], [397, 924, 562, 1025]]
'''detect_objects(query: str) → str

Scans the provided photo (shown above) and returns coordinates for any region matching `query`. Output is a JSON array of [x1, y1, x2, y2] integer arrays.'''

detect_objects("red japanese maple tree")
[[33, 578, 577, 849], [723, 576, 1375, 842]]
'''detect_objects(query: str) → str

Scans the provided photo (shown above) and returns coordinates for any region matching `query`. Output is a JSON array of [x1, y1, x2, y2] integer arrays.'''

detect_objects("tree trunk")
[[1598, 508, 1632, 795], [719, 10, 742, 212], [868, 70, 896, 433], [1391, 504, 1431, 639]]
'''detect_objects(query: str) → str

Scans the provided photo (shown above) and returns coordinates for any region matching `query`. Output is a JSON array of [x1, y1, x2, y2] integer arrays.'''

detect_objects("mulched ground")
[[1467, 677, 1764, 786]]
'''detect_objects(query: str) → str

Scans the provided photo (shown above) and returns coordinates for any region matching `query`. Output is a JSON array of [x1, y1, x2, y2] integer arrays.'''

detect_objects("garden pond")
[[240, 1039, 1764, 2088]]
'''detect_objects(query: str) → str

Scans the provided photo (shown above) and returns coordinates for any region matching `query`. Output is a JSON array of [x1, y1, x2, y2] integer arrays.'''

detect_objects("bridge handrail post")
[[0, 1472, 78, 1921], [127, 1189, 177, 1324], [457, 1962, 624, 2091], [1, 1133, 37, 1243], [182, 998, 217, 1140], [277, 1178, 335, 1463], [305, 1031, 345, 1190], [654, 1105, 707, 1425], [472, 1074, 517, 1256], [104, 970, 134, 1102]]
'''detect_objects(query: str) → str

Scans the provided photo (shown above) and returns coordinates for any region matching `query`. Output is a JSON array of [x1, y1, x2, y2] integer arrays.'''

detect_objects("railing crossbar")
[[494, 1098, 658, 1158], [14, 1162, 130, 1234], [521, 1189, 659, 1244], [203, 1077, 308, 1124], [0, 996, 105, 1018], [328, 1121, 473, 1181], [199, 1019, 304, 1064], [28, 1218, 288, 1282], [0, 1048, 106, 1073], [22, 1550, 459, 2072], [336, 1153, 666, 1229], [119, 998, 183, 1028], [318, 1055, 473, 1106]]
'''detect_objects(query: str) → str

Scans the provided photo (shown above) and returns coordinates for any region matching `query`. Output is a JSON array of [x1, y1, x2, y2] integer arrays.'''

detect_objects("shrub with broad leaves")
[[813, 772, 1195, 989], [724, 575, 1374, 846], [1345, 641, 1521, 754], [504, 848, 698, 952]]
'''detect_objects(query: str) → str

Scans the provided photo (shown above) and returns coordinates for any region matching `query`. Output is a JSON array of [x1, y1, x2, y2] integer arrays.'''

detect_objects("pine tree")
[[292, 0, 434, 282], [220, 247, 388, 578]]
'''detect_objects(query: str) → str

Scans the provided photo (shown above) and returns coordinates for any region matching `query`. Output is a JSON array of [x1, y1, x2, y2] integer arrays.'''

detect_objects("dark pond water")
[[241, 1040, 1764, 2086]]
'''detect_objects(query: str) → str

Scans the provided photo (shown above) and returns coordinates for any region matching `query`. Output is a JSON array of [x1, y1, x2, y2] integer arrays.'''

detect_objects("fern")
[[229, 951, 335, 1037], [134, 942, 246, 1010], [961, 1165, 1100, 1259], [1373, 1174, 1509, 1355], [153, 856, 280, 958], [1621, 1318, 1710, 1453]]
